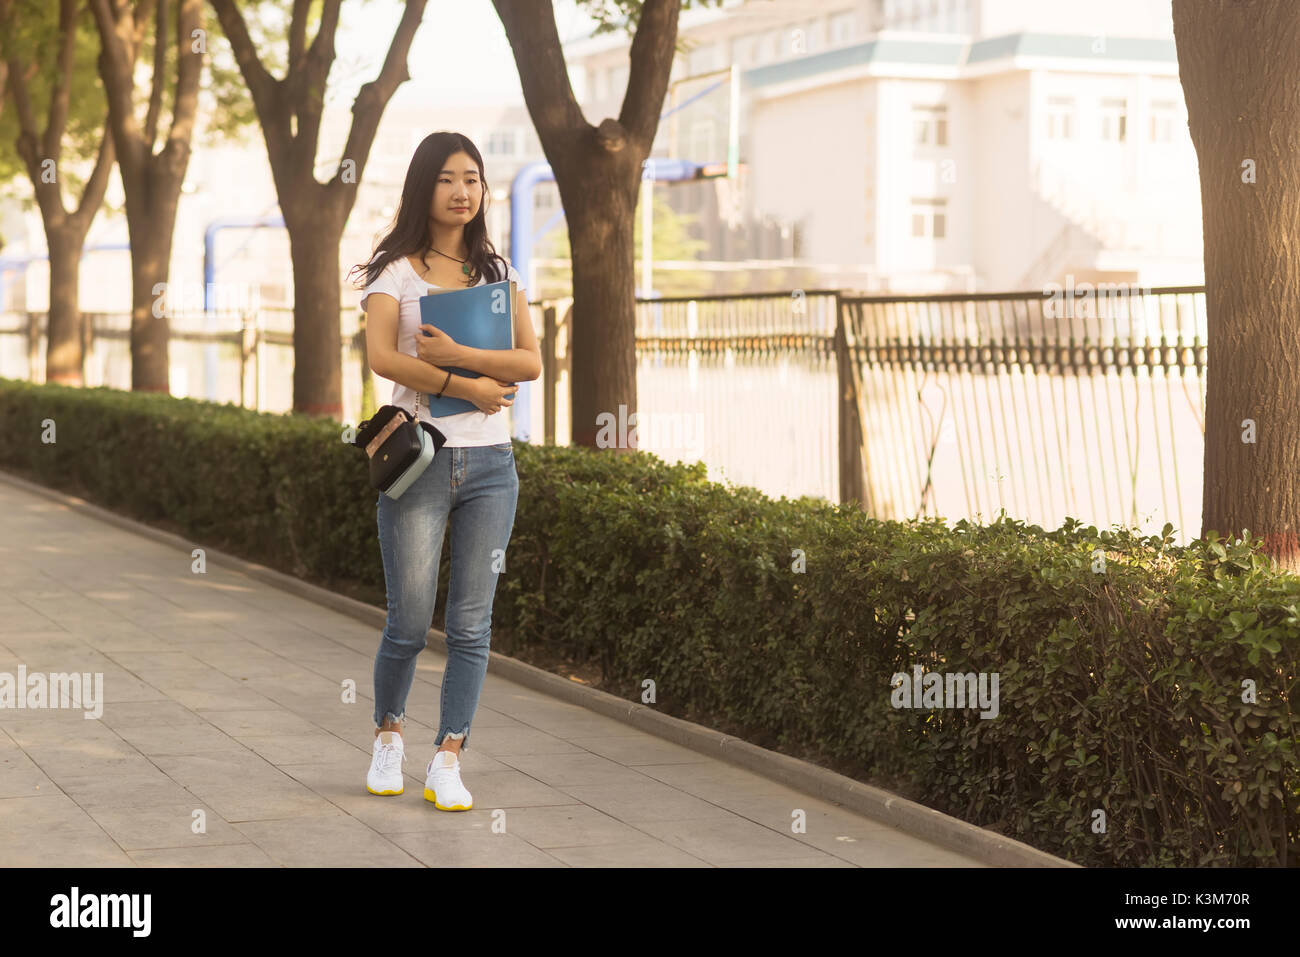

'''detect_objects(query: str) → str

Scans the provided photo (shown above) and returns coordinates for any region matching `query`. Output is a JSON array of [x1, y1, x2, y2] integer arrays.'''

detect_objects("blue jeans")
[[373, 442, 518, 751]]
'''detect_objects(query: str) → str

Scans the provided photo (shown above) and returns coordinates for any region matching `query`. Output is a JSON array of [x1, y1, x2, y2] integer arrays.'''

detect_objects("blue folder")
[[418, 279, 516, 417]]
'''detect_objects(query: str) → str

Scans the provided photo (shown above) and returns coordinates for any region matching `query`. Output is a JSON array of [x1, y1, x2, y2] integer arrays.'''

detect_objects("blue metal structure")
[[203, 214, 285, 400]]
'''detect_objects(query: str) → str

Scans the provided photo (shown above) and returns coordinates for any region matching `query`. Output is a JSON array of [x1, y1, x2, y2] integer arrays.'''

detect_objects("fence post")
[[27, 311, 40, 382], [253, 310, 264, 411], [239, 311, 253, 408], [80, 311, 94, 384], [542, 302, 556, 445], [835, 292, 867, 509]]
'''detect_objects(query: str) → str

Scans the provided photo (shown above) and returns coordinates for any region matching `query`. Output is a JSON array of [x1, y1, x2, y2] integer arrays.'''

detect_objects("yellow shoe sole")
[[424, 786, 471, 810], [367, 784, 403, 795]]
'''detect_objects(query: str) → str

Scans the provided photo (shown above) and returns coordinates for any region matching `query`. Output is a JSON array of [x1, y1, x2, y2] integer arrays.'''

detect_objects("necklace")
[[427, 246, 471, 275]]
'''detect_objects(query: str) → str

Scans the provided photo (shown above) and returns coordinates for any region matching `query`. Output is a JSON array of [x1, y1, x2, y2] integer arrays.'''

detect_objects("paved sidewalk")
[[0, 476, 985, 867]]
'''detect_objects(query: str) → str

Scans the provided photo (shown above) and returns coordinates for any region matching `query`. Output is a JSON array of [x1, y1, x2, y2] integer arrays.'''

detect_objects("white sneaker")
[[424, 750, 472, 810], [367, 731, 406, 795]]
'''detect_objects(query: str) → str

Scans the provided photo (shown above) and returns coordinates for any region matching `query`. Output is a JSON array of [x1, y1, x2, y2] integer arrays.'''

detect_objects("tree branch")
[[209, 0, 283, 155], [71, 122, 117, 234], [89, 0, 146, 173], [143, 0, 165, 150], [291, 0, 342, 169], [619, 0, 681, 151], [6, 45, 58, 220], [331, 0, 427, 204], [162, 0, 203, 172], [41, 0, 77, 162], [491, 0, 588, 145], [288, 0, 310, 73]]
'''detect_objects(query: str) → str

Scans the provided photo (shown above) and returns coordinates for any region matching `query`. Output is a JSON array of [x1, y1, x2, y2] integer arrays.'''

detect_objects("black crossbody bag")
[[352, 389, 446, 499]]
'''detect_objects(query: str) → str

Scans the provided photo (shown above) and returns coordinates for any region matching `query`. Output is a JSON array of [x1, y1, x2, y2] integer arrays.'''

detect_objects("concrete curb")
[[0, 466, 1078, 868]]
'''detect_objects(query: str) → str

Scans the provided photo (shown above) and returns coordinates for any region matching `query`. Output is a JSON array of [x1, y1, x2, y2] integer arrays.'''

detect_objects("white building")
[[566, 0, 1204, 293]]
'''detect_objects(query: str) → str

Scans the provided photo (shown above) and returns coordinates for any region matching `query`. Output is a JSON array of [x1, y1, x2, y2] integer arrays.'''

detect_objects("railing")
[[835, 286, 1207, 542], [1, 284, 1210, 543]]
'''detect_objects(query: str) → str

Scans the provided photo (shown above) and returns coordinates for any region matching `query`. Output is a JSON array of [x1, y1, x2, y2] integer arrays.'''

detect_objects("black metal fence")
[[835, 286, 1207, 541], [2, 284, 1210, 542]]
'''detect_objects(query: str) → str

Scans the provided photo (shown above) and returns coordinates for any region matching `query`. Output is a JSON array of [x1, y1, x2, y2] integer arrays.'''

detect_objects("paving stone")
[[113, 723, 248, 756], [562, 733, 716, 766], [464, 725, 586, 756], [196, 709, 319, 737], [84, 802, 245, 850], [0, 793, 134, 866], [233, 731, 367, 765], [149, 746, 287, 785], [494, 751, 658, 788], [544, 841, 713, 867], [182, 783, 345, 823], [385, 829, 564, 867], [105, 650, 211, 672], [634, 815, 835, 865], [0, 746, 58, 798], [635, 760, 802, 800], [488, 804, 653, 850], [233, 813, 422, 867], [550, 780, 737, 824], [93, 699, 210, 730], [0, 478, 993, 868], [128, 843, 278, 866], [52, 769, 199, 810]]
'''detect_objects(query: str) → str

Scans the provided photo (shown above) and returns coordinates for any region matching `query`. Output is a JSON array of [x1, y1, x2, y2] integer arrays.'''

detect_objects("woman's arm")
[[452, 346, 540, 382], [365, 291, 476, 401], [385, 352, 478, 401]]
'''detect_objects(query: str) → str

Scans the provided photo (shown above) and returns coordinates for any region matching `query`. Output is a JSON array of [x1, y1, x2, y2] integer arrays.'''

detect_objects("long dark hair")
[[348, 131, 507, 291]]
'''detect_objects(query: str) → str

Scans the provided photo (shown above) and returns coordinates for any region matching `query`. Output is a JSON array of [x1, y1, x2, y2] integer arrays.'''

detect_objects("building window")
[[787, 26, 807, 56], [755, 30, 778, 63], [1100, 97, 1127, 142], [1046, 96, 1075, 140], [803, 18, 824, 52], [829, 9, 856, 46], [687, 41, 718, 76], [913, 105, 948, 147], [729, 34, 754, 65], [911, 198, 947, 239], [486, 129, 518, 157], [608, 64, 628, 95], [687, 118, 715, 161], [1150, 99, 1177, 142]]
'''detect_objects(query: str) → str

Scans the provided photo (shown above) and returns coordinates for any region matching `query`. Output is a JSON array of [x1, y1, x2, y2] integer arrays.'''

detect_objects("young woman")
[[348, 131, 540, 810]]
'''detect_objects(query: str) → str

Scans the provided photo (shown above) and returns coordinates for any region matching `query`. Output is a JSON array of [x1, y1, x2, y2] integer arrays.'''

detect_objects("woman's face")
[[431, 150, 482, 228]]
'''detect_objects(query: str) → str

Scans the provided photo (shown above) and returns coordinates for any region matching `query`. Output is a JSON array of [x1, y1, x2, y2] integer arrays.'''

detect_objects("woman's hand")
[[469, 376, 517, 415], [416, 324, 462, 365]]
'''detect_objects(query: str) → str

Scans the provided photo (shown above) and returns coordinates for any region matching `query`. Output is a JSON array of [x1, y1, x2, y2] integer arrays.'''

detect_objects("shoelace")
[[375, 743, 405, 775]]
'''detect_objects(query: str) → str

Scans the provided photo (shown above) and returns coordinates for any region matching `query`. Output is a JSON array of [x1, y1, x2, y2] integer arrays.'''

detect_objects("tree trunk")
[[90, 0, 202, 396], [563, 162, 640, 448], [45, 227, 85, 385], [4, 0, 117, 387], [286, 203, 345, 417], [1173, 0, 1300, 570], [208, 0, 429, 419], [492, 0, 683, 450], [122, 169, 185, 393]]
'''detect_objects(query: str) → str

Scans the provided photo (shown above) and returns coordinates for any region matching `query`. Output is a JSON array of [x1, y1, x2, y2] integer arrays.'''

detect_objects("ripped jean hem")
[[375, 711, 406, 730], [435, 726, 470, 751]]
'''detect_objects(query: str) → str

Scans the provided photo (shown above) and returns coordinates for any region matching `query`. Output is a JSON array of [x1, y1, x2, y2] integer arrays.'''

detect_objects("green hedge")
[[1, 378, 1296, 867]]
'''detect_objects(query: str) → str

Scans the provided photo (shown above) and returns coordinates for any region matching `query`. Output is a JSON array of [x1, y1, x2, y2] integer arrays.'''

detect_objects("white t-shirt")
[[361, 254, 523, 447]]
